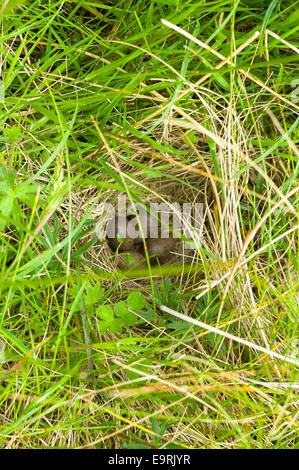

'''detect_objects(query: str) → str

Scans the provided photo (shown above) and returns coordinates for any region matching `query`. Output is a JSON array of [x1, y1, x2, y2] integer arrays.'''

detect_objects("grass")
[[0, 0, 298, 449]]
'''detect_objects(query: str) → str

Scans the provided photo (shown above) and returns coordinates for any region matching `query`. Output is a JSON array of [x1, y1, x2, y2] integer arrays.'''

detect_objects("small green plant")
[[0, 164, 39, 232], [97, 290, 146, 334]]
